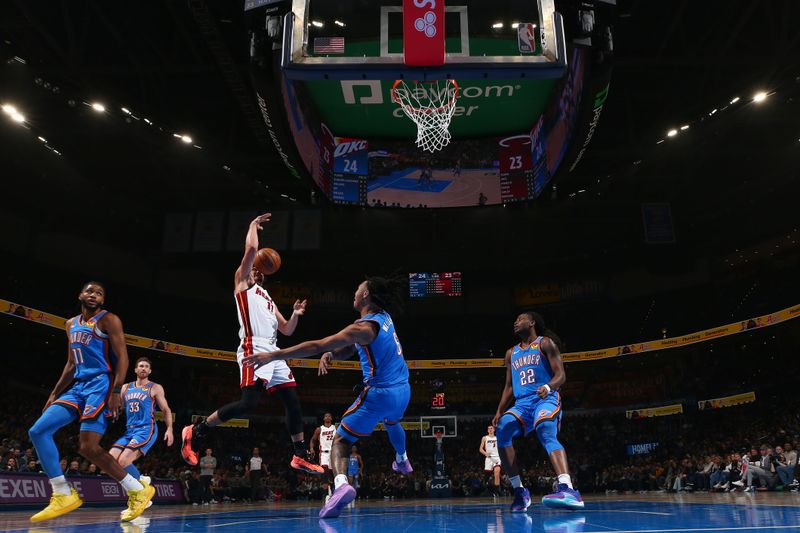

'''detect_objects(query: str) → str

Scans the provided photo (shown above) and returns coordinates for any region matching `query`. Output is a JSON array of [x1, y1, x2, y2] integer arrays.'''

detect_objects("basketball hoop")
[[391, 79, 459, 153], [434, 429, 444, 445]]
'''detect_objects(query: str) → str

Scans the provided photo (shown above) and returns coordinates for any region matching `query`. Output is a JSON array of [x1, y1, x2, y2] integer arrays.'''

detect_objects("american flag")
[[314, 37, 345, 54]]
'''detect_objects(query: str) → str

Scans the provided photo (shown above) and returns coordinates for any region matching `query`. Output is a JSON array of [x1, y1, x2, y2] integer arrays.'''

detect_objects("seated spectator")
[[65, 459, 81, 476]]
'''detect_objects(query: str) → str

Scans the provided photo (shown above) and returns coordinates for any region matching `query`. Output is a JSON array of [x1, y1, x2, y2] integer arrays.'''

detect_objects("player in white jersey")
[[181, 213, 323, 475], [480, 424, 502, 496], [310, 412, 337, 499]]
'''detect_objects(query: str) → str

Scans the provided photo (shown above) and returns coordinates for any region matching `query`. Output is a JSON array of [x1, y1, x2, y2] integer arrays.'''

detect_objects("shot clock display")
[[431, 392, 446, 411], [409, 272, 463, 298]]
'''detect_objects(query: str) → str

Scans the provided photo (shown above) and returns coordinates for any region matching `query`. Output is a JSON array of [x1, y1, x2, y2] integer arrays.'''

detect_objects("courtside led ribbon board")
[[403, 0, 445, 66], [698, 391, 756, 410], [626, 404, 683, 419], [3, 299, 798, 368]]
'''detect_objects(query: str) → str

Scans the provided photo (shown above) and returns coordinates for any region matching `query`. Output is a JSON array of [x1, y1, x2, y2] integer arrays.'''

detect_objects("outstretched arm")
[[537, 336, 565, 398], [243, 322, 377, 369], [152, 384, 174, 446], [491, 348, 515, 427], [45, 320, 77, 411], [276, 299, 307, 336], [234, 213, 271, 292], [318, 345, 357, 375], [102, 313, 129, 419]]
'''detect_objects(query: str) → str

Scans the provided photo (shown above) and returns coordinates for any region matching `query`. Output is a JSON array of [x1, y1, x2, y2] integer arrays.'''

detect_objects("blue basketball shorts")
[[338, 383, 411, 441], [113, 423, 159, 455], [505, 392, 562, 436], [54, 373, 113, 435]]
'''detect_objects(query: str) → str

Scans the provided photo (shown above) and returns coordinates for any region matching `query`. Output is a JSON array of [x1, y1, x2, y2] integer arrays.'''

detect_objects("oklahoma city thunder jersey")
[[124, 381, 156, 428], [510, 337, 553, 399], [355, 311, 409, 387], [68, 310, 115, 380]]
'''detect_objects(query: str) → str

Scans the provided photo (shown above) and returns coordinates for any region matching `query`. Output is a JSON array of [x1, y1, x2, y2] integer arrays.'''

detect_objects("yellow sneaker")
[[30, 488, 83, 522], [120, 481, 156, 522]]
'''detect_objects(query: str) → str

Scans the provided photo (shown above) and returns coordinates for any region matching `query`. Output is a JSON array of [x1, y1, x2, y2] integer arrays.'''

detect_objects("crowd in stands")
[[3, 378, 798, 504]]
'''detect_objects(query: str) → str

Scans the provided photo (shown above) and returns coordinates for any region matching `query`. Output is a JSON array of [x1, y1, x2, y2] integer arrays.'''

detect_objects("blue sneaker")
[[542, 483, 585, 510], [510, 487, 531, 512]]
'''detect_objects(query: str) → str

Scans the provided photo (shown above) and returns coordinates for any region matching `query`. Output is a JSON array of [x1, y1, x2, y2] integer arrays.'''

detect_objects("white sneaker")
[[732, 480, 744, 487], [721, 482, 730, 490], [211, 499, 218, 504]]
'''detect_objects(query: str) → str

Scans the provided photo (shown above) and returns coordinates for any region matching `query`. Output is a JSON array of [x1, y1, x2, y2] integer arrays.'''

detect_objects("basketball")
[[253, 248, 281, 276]]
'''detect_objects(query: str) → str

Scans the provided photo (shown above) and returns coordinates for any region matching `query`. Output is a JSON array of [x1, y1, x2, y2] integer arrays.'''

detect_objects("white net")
[[391, 80, 459, 153]]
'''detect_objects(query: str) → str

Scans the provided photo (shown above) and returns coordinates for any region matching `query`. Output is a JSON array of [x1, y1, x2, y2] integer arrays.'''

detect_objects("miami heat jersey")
[[68, 310, 115, 380], [319, 424, 336, 453], [124, 381, 156, 428], [484, 435, 499, 457], [355, 311, 409, 387], [510, 337, 554, 399], [235, 284, 278, 355]]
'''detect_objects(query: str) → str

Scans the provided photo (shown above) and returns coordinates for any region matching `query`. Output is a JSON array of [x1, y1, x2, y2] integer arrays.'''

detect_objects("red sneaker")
[[291, 455, 325, 474], [181, 425, 199, 466]]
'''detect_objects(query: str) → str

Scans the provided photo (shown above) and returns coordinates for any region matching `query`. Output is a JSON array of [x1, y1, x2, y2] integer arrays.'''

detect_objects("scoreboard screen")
[[409, 272, 463, 298]]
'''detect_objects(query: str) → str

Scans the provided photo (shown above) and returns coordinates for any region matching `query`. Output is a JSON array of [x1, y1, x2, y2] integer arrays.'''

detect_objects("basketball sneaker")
[[542, 484, 585, 510], [181, 424, 203, 466], [120, 477, 153, 517], [392, 458, 414, 475], [319, 483, 356, 518], [121, 480, 156, 522], [510, 487, 531, 512], [291, 455, 325, 474], [30, 488, 83, 522]]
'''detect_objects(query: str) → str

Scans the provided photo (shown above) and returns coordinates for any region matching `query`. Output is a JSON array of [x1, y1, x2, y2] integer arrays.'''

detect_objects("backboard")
[[283, 0, 566, 80]]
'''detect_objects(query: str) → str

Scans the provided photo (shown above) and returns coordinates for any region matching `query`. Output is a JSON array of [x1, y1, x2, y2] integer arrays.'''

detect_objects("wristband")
[[543, 384, 551, 393]]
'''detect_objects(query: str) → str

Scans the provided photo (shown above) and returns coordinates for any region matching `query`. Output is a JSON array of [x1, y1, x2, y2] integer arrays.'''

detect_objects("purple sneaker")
[[392, 458, 414, 475], [510, 487, 531, 512], [542, 483, 585, 510], [319, 484, 356, 518]]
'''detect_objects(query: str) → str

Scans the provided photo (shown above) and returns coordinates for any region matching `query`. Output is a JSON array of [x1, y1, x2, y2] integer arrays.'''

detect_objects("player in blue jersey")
[[27, 282, 155, 523], [243, 275, 411, 518], [110, 356, 174, 512], [492, 311, 583, 513]]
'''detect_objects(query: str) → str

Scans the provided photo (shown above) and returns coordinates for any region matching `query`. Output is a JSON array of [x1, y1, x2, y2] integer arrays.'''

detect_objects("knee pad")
[[534, 419, 564, 455], [496, 413, 522, 448]]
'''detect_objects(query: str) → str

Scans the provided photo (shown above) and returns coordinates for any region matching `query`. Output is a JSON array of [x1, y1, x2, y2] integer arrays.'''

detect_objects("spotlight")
[[667, 129, 678, 137], [121, 107, 131, 114], [730, 96, 740, 104], [753, 91, 767, 103], [2, 104, 17, 115], [10, 112, 25, 123], [37, 136, 46, 142], [680, 125, 689, 131], [492, 22, 504, 29], [334, 20, 345, 27], [180, 135, 192, 144], [311, 20, 323, 28], [91, 102, 105, 112]]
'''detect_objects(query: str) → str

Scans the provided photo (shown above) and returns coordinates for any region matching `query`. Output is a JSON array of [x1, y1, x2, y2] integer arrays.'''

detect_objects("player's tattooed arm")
[[537, 336, 565, 398], [244, 322, 376, 369], [45, 319, 78, 411], [234, 213, 271, 292], [491, 348, 515, 427]]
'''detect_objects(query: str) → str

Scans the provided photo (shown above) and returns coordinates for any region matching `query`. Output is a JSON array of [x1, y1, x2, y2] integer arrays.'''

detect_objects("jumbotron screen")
[[409, 272, 463, 298]]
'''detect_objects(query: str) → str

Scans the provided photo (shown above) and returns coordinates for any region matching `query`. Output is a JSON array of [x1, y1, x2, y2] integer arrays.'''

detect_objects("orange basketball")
[[254, 247, 281, 275]]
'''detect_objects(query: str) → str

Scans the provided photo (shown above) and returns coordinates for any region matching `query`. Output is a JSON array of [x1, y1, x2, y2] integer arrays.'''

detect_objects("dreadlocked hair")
[[365, 273, 407, 316], [522, 311, 563, 350]]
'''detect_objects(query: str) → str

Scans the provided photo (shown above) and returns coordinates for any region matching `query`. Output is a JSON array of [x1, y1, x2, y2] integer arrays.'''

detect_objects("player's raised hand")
[[108, 392, 122, 420], [293, 299, 308, 316], [251, 213, 271, 230], [318, 352, 333, 376], [164, 428, 174, 446]]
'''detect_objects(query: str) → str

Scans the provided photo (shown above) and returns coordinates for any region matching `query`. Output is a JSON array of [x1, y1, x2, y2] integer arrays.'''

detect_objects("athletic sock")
[[50, 475, 72, 496], [293, 440, 307, 458], [124, 463, 142, 480], [395, 452, 408, 463], [510, 475, 522, 489], [558, 474, 573, 489], [120, 474, 145, 493], [334, 474, 349, 490]]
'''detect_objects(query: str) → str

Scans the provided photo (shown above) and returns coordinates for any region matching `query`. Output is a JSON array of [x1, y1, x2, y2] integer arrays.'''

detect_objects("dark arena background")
[[2, 1, 800, 532]]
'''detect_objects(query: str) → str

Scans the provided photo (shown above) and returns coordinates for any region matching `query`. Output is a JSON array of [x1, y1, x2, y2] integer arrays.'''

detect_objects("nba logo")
[[518, 23, 537, 54]]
